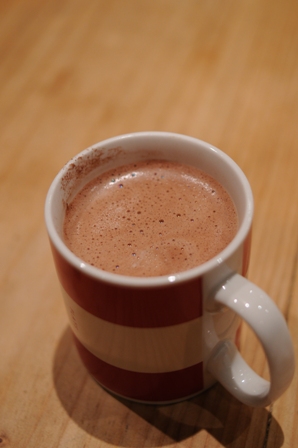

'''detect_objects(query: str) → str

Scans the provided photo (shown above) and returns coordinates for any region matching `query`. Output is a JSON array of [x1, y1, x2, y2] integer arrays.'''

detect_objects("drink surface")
[[64, 160, 238, 277]]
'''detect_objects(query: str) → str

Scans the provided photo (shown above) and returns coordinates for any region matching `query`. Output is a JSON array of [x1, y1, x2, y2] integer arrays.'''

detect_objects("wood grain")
[[1, 0, 297, 446]]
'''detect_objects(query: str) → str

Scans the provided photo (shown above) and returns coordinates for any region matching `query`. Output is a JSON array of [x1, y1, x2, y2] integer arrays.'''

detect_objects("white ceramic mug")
[[45, 132, 295, 406]]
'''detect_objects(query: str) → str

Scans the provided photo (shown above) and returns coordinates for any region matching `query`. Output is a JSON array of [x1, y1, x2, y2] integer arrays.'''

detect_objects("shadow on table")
[[53, 328, 284, 447]]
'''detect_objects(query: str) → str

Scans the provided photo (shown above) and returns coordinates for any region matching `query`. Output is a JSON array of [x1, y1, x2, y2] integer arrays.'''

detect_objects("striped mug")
[[45, 132, 294, 407]]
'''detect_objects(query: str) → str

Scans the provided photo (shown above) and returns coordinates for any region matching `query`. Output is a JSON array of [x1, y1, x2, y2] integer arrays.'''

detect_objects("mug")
[[45, 132, 295, 407]]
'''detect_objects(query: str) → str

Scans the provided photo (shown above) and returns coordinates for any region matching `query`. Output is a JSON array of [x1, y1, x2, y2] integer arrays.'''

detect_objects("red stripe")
[[242, 227, 252, 277], [74, 335, 204, 402], [51, 242, 203, 327]]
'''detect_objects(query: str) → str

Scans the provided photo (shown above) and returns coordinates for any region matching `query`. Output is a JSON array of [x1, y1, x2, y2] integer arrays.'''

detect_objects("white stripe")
[[61, 288, 203, 373]]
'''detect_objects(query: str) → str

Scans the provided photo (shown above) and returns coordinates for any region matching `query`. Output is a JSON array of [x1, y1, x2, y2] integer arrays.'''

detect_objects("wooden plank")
[[0, 0, 297, 446]]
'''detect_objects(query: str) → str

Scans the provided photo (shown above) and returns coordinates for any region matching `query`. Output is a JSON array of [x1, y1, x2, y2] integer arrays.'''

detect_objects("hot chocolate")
[[63, 160, 238, 277]]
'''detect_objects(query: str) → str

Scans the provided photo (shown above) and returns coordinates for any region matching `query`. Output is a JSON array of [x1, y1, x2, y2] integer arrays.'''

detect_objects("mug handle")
[[207, 273, 295, 407]]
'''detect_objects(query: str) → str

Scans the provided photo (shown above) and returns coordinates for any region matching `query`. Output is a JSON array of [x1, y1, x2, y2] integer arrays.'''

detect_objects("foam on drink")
[[63, 160, 238, 277]]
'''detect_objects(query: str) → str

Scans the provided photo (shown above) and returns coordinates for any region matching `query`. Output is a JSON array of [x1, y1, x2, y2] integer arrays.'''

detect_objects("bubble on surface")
[[64, 160, 238, 277]]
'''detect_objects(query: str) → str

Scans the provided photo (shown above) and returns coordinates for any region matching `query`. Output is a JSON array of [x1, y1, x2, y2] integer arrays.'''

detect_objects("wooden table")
[[1, 1, 297, 446]]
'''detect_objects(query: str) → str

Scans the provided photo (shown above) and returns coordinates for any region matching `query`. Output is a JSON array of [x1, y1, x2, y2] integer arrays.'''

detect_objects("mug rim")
[[45, 131, 254, 288]]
